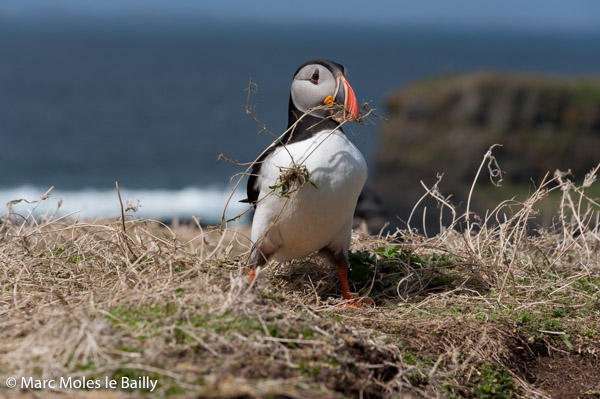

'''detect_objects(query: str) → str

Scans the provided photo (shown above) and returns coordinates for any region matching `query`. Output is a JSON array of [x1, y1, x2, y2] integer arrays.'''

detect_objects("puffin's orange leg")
[[337, 266, 352, 300], [338, 265, 374, 308], [248, 245, 269, 283]]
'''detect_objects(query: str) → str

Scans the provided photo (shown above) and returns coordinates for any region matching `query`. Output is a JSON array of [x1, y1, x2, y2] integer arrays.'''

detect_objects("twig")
[[115, 181, 127, 235], [465, 144, 503, 254], [115, 181, 137, 259]]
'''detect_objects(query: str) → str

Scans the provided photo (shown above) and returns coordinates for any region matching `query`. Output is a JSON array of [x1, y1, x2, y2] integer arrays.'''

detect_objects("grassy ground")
[[1, 163, 599, 398]]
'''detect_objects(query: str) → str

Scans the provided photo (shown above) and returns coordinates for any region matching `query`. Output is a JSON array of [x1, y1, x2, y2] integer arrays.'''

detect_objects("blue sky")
[[2, 0, 600, 31]]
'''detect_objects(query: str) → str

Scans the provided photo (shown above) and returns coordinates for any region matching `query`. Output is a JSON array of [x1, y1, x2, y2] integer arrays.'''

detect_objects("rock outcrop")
[[373, 72, 600, 231]]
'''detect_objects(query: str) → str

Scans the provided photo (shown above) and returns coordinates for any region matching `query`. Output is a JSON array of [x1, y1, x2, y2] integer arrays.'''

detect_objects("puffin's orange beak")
[[342, 77, 359, 122], [329, 75, 359, 122]]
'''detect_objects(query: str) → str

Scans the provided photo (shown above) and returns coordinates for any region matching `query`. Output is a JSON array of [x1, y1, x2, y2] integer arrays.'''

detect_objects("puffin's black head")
[[288, 59, 359, 129]]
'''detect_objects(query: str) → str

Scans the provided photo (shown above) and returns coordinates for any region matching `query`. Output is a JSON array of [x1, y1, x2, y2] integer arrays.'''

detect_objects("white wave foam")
[[0, 186, 248, 224]]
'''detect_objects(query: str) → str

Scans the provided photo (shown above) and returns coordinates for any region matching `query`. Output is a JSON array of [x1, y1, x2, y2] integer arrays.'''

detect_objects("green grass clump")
[[348, 245, 468, 299]]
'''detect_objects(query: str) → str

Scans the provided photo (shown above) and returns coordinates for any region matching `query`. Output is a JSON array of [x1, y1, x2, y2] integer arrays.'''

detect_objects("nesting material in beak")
[[330, 75, 359, 122]]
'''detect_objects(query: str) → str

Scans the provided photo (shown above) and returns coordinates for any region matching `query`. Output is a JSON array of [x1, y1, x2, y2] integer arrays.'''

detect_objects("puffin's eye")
[[310, 70, 319, 84]]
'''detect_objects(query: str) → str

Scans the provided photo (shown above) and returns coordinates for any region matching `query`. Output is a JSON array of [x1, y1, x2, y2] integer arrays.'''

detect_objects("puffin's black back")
[[242, 59, 347, 206]]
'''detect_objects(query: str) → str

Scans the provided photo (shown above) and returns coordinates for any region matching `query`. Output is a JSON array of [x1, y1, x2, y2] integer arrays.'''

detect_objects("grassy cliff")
[[374, 72, 600, 231], [1, 165, 599, 398]]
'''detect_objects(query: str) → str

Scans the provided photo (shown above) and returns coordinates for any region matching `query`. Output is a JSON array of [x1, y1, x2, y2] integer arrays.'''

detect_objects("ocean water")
[[1, 22, 599, 223]]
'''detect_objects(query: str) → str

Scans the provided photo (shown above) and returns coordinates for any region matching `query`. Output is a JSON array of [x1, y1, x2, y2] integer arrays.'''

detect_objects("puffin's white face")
[[290, 62, 358, 122]]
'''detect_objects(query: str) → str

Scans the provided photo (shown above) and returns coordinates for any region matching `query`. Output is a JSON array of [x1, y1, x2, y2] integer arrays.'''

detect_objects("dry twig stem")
[[115, 181, 127, 235]]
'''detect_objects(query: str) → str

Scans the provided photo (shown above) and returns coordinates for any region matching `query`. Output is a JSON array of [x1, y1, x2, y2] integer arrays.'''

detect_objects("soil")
[[525, 348, 600, 399], [365, 319, 600, 398]]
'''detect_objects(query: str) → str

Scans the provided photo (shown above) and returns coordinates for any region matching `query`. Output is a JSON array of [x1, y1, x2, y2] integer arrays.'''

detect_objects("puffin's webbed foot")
[[337, 265, 374, 308], [248, 246, 269, 282]]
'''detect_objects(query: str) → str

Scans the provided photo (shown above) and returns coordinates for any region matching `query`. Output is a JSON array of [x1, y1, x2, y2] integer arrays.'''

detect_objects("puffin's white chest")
[[251, 130, 367, 260]]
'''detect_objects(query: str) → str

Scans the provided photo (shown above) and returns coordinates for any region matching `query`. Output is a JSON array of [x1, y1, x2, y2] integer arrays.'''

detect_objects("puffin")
[[242, 59, 367, 301]]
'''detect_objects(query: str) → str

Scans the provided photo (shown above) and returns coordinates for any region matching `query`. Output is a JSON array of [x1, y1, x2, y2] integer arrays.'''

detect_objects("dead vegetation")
[[0, 148, 598, 398]]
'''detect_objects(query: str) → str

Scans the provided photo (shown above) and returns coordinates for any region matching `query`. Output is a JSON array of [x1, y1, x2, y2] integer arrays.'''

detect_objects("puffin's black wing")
[[240, 145, 278, 207]]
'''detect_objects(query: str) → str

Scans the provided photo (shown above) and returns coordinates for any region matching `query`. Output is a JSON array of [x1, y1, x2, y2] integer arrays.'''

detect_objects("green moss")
[[189, 313, 263, 336], [444, 363, 517, 399], [349, 246, 464, 296], [299, 362, 320, 377], [299, 328, 314, 339], [574, 277, 600, 295], [108, 302, 178, 330], [117, 345, 144, 353], [471, 363, 517, 399], [401, 351, 419, 365]]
